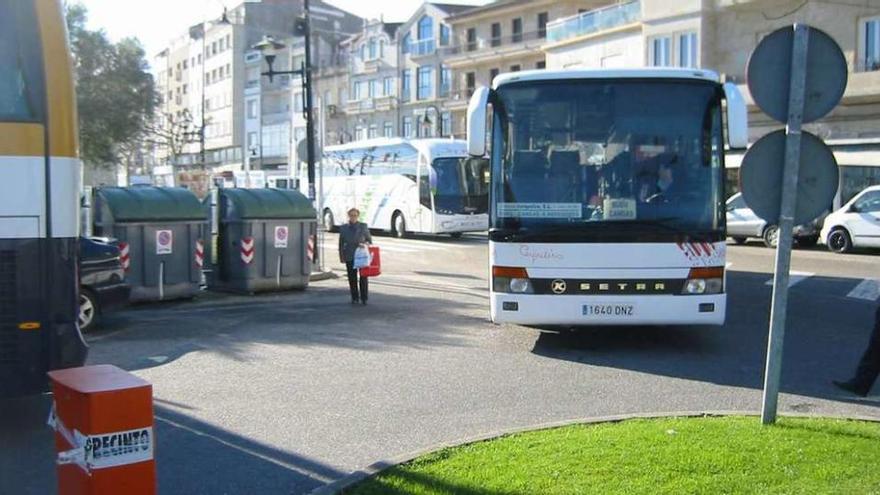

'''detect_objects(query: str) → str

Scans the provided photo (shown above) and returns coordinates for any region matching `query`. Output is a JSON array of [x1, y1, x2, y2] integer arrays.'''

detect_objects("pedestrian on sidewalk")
[[833, 304, 880, 397], [338, 208, 372, 305]]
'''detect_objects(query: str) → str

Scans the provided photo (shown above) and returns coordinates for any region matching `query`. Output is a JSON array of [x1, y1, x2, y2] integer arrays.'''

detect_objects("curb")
[[307, 409, 880, 495], [310, 271, 340, 282]]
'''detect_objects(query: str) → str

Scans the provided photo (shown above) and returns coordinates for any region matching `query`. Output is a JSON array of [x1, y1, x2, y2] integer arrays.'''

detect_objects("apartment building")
[[542, 0, 880, 206], [443, 0, 587, 137], [396, 3, 473, 139], [149, 0, 358, 189], [343, 20, 402, 141]]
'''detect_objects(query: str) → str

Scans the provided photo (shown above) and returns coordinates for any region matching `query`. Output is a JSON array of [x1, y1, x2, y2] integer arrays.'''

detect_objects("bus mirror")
[[467, 86, 491, 157], [723, 82, 748, 150]]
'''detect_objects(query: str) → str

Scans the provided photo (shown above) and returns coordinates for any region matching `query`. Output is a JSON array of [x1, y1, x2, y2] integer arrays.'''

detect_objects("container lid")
[[97, 186, 205, 222], [220, 188, 316, 220]]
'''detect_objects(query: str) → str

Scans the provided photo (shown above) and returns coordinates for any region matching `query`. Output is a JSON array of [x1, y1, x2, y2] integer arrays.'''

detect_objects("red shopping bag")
[[359, 245, 381, 277]]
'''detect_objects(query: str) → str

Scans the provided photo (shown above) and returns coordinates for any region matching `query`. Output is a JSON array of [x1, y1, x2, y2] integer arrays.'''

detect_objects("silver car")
[[726, 193, 820, 248]]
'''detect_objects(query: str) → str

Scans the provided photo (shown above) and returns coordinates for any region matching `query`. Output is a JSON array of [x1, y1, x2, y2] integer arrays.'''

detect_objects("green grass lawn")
[[345, 416, 880, 495]]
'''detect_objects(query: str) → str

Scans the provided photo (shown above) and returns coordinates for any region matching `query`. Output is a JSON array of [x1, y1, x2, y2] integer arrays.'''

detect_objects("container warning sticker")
[[156, 230, 173, 255], [84, 426, 154, 470], [274, 226, 289, 248], [497, 203, 582, 219]]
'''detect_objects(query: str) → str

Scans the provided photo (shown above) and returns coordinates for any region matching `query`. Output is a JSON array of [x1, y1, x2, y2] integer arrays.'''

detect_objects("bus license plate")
[[583, 303, 635, 317]]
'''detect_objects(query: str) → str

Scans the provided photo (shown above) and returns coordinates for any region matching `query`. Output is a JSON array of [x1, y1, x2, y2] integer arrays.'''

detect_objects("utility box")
[[209, 188, 316, 293], [93, 187, 206, 302]]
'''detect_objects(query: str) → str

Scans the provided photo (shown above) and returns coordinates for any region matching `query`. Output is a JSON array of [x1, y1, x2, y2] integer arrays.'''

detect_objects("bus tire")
[[323, 209, 337, 233], [392, 212, 407, 238]]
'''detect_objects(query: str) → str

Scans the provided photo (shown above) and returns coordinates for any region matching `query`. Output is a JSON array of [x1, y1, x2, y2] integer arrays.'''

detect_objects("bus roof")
[[493, 67, 721, 89], [324, 138, 468, 160]]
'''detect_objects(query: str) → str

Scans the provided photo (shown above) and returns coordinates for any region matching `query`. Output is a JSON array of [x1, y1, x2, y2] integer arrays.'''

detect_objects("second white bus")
[[317, 138, 489, 237]]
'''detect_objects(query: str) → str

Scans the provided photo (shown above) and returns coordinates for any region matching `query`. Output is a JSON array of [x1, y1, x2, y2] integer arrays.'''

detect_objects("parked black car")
[[79, 237, 130, 332]]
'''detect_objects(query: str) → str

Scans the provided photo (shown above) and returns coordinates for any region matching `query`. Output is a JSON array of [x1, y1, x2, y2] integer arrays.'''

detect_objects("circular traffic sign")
[[740, 129, 838, 226], [747, 25, 847, 124]]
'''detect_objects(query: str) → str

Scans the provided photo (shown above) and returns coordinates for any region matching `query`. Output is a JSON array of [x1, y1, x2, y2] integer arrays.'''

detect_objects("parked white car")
[[820, 185, 880, 253], [726, 193, 820, 248]]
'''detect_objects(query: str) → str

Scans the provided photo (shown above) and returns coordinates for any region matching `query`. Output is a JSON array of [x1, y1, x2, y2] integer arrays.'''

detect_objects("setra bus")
[[0, 0, 87, 397], [466, 68, 748, 326], [317, 138, 489, 237]]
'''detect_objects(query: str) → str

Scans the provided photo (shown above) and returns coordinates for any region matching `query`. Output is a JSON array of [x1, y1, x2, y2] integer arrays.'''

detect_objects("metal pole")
[[303, 0, 317, 201], [761, 24, 809, 425]]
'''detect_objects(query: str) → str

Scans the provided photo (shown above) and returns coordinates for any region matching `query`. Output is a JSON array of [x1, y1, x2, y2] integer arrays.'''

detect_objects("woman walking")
[[338, 208, 372, 305]]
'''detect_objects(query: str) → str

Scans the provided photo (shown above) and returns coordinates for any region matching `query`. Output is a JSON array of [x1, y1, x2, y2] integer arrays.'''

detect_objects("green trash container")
[[209, 188, 317, 293], [93, 187, 207, 302]]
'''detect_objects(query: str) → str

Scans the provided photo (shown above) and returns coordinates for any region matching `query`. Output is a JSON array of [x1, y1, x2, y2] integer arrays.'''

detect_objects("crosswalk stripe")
[[847, 279, 880, 302], [764, 271, 814, 288]]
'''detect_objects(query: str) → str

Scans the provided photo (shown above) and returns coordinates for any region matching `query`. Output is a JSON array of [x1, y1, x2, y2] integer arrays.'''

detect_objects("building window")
[[440, 25, 450, 46], [355, 125, 365, 141], [402, 116, 413, 138], [537, 12, 549, 39], [491, 23, 501, 47], [379, 39, 385, 58], [401, 69, 411, 101], [247, 132, 257, 149], [383, 121, 394, 137], [489, 68, 499, 81], [467, 28, 477, 51], [417, 66, 433, 100], [512, 18, 523, 43], [368, 124, 378, 139], [651, 36, 672, 67], [465, 71, 476, 97], [536, 60, 546, 69], [510, 64, 521, 72], [679, 32, 698, 68], [369, 38, 377, 59], [372, 79, 382, 98], [440, 111, 451, 137], [402, 33, 411, 54], [384, 76, 394, 96], [294, 92, 303, 113], [416, 16, 435, 54], [864, 17, 880, 71], [440, 66, 451, 97]]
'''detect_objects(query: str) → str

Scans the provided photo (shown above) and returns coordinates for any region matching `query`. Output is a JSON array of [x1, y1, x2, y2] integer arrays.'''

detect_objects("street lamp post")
[[252, 1, 317, 201]]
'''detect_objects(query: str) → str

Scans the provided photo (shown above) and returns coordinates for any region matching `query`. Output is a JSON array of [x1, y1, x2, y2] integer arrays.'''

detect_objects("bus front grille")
[[0, 250, 17, 364]]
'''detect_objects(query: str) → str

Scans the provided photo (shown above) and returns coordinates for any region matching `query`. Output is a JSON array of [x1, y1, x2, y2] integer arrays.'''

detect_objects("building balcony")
[[545, 0, 641, 46], [442, 30, 549, 68], [345, 98, 375, 115], [445, 89, 472, 111], [407, 39, 437, 60], [374, 95, 397, 111]]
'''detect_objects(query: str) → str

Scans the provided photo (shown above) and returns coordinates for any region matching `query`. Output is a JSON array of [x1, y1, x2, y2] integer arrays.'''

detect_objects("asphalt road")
[[2, 233, 878, 495]]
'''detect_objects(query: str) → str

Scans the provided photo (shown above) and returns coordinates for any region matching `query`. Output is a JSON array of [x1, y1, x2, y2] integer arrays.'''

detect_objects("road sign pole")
[[761, 24, 809, 425]]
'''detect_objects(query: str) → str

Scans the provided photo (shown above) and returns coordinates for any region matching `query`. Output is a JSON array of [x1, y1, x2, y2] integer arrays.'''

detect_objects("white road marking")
[[147, 356, 168, 364], [847, 279, 880, 302], [726, 262, 733, 269], [764, 271, 814, 288]]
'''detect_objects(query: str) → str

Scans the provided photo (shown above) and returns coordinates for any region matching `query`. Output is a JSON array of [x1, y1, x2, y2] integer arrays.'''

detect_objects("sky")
[[77, 0, 489, 60]]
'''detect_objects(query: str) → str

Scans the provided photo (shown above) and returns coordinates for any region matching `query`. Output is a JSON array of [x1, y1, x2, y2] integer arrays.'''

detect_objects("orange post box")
[[48, 365, 156, 495]]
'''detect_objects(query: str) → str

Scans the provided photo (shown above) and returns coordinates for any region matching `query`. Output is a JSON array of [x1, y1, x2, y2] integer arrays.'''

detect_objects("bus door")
[[415, 154, 434, 232]]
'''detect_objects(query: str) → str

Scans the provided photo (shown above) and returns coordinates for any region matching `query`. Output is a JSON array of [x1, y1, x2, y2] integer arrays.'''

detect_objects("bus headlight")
[[682, 267, 724, 295], [509, 278, 532, 293], [492, 266, 532, 294]]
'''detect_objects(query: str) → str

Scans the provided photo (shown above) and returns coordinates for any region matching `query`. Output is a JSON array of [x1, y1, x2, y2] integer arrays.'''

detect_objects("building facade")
[[444, 0, 587, 137], [542, 0, 880, 206]]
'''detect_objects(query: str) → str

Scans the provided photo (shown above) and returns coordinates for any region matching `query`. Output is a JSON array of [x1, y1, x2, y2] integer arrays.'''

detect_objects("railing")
[[440, 29, 548, 57], [546, 1, 641, 44], [409, 38, 436, 57]]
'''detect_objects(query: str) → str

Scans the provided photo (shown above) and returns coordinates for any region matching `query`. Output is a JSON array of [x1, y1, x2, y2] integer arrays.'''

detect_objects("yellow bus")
[[0, 0, 87, 396]]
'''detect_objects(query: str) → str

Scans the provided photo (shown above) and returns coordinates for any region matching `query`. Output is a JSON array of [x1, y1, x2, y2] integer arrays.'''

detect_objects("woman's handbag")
[[359, 246, 381, 277], [353, 245, 372, 269]]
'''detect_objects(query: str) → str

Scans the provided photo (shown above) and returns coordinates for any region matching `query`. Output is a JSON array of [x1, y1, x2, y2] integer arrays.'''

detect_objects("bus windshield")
[[492, 80, 725, 238], [431, 157, 489, 215]]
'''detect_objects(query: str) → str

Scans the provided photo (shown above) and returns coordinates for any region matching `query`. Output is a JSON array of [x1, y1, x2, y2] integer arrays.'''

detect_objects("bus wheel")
[[78, 289, 99, 333], [392, 212, 407, 238], [450, 232, 463, 239], [323, 210, 337, 233]]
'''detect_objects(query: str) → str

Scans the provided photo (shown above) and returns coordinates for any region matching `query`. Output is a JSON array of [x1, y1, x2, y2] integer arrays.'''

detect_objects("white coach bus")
[[466, 68, 748, 326], [318, 138, 489, 237]]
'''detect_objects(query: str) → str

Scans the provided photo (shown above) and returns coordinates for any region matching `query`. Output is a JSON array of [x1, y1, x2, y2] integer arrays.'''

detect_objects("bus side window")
[[419, 170, 431, 208]]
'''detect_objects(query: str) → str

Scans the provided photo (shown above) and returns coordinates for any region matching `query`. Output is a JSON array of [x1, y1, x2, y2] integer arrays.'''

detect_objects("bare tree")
[[142, 109, 204, 170]]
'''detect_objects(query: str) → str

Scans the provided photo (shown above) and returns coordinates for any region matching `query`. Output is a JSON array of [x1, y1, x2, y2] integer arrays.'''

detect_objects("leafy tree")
[[65, 3, 156, 168]]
